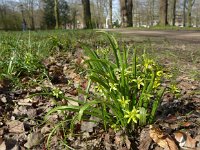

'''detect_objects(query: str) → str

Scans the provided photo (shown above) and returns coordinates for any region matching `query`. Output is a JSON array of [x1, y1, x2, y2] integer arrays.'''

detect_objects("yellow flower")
[[95, 84, 103, 93], [52, 87, 63, 98], [124, 67, 132, 76], [170, 84, 180, 93], [143, 58, 154, 70], [109, 82, 118, 91], [124, 107, 140, 124], [111, 124, 120, 131], [132, 76, 144, 89], [118, 96, 130, 108], [156, 71, 163, 77], [142, 93, 153, 101], [153, 80, 161, 88]]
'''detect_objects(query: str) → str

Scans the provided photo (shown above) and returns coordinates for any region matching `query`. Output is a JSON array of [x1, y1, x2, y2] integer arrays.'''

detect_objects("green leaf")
[[89, 75, 110, 89], [139, 107, 147, 126], [149, 87, 165, 123]]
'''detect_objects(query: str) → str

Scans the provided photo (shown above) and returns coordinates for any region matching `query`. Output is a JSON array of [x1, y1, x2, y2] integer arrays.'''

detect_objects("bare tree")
[[127, 0, 133, 27], [30, 0, 35, 30], [120, 0, 133, 27], [159, 0, 168, 26], [194, 1, 200, 27], [109, 0, 112, 28], [0, 1, 8, 30], [172, 0, 176, 26], [183, 0, 186, 26], [54, 0, 59, 29], [120, 0, 127, 27], [82, 0, 92, 29], [93, 0, 105, 28], [187, 0, 195, 27]]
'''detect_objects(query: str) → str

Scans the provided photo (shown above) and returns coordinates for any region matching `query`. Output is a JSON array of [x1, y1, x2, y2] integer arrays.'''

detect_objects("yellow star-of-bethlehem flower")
[[156, 71, 163, 77], [153, 80, 161, 88], [132, 76, 144, 89], [124, 107, 140, 124], [118, 96, 130, 108], [109, 82, 118, 91]]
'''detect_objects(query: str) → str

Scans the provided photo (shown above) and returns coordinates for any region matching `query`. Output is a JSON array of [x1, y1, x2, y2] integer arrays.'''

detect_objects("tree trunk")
[[72, 9, 77, 29], [54, 0, 59, 29], [30, 0, 35, 30], [183, 0, 186, 27], [172, 0, 176, 26], [109, 0, 112, 28], [195, 5, 199, 27], [0, 5, 8, 30], [187, 0, 192, 27], [82, 0, 92, 29], [159, 0, 168, 26], [151, 0, 155, 26], [127, 0, 133, 27], [120, 0, 128, 27], [120, 0, 133, 27]]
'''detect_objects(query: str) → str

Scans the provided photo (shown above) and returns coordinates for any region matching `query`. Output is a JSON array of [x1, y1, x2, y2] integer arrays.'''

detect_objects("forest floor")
[[0, 30, 199, 150]]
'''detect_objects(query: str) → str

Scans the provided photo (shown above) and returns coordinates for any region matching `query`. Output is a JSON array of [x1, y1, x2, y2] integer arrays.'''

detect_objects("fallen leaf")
[[68, 89, 78, 96], [67, 97, 79, 107], [114, 134, 122, 146], [0, 136, 3, 145], [178, 81, 197, 90], [0, 141, 6, 150], [24, 132, 43, 149], [41, 125, 51, 134], [0, 128, 4, 136], [174, 131, 197, 149], [195, 135, 200, 143], [81, 121, 96, 133], [0, 139, 19, 150], [149, 125, 179, 150], [139, 127, 152, 150], [27, 109, 37, 118], [104, 133, 111, 150], [180, 121, 192, 127], [81, 116, 99, 132], [125, 135, 131, 150], [1, 97, 7, 103], [6, 120, 24, 133], [165, 115, 177, 122]]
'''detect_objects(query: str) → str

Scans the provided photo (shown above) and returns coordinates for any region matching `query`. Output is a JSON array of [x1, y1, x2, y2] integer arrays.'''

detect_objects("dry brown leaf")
[[125, 135, 131, 150], [6, 120, 24, 133], [24, 132, 43, 149], [180, 122, 192, 127], [104, 133, 111, 150], [178, 81, 197, 90], [114, 134, 122, 146], [174, 131, 197, 149], [139, 127, 152, 150], [0, 136, 3, 145], [0, 141, 6, 150], [149, 125, 179, 150]]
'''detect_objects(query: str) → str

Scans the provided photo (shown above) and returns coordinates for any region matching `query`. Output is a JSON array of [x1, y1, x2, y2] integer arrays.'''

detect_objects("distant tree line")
[[0, 0, 199, 30]]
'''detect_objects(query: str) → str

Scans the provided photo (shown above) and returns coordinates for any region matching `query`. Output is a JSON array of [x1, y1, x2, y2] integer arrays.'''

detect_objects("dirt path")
[[104, 29, 200, 43]]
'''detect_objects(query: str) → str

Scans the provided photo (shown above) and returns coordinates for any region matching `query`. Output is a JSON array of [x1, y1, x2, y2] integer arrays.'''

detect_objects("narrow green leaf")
[[149, 87, 165, 123], [78, 100, 103, 121], [89, 75, 109, 89]]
